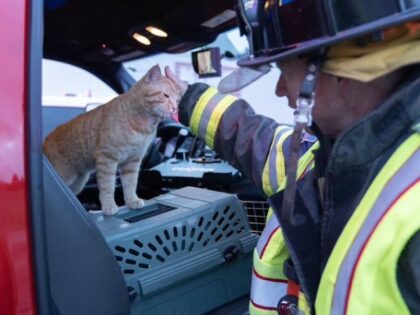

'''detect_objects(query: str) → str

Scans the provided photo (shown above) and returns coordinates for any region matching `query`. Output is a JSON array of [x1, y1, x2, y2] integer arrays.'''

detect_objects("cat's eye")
[[163, 93, 169, 98]]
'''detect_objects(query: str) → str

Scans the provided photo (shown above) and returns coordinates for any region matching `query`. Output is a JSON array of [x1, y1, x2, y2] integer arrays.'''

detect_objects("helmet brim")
[[217, 64, 271, 93]]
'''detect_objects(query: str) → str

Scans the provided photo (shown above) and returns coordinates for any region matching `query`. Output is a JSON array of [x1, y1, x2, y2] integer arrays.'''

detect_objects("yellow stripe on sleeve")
[[190, 87, 218, 135], [206, 95, 237, 148]]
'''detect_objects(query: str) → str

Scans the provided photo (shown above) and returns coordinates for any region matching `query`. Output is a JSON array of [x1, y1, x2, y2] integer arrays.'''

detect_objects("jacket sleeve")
[[178, 83, 306, 195]]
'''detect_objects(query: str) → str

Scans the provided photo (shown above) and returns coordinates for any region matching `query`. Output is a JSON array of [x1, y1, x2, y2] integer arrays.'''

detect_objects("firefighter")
[[166, 0, 420, 314]]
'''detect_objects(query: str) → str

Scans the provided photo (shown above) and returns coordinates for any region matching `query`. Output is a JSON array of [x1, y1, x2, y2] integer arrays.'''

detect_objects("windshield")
[[123, 28, 293, 125]]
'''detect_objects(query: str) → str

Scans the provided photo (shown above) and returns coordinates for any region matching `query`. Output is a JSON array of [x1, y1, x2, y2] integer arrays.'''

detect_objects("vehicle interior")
[[40, 1, 269, 314], [44, 0, 238, 93]]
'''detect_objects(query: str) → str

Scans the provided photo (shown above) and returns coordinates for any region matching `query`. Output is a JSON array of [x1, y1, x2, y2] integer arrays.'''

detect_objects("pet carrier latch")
[[223, 245, 240, 262]]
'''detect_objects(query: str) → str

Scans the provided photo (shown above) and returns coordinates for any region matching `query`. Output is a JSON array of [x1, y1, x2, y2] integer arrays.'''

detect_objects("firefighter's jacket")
[[178, 69, 420, 315]]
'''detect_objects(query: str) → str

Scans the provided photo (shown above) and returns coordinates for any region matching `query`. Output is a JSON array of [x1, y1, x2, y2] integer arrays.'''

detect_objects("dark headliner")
[[44, 0, 237, 91]]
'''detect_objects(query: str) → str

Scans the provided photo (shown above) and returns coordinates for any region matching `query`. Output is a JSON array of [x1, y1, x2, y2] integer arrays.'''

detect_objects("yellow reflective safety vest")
[[314, 133, 420, 315], [179, 84, 420, 315]]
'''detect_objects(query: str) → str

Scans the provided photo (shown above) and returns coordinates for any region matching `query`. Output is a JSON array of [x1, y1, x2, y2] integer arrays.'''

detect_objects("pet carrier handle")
[[138, 247, 237, 297]]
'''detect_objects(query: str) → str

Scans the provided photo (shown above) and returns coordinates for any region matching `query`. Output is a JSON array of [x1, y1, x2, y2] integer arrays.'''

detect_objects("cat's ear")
[[145, 64, 162, 82]]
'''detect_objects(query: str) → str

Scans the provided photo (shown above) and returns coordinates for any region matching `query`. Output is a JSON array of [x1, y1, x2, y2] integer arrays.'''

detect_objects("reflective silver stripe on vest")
[[331, 149, 420, 315], [251, 268, 288, 310], [196, 93, 225, 139], [256, 213, 280, 258], [267, 127, 293, 192]]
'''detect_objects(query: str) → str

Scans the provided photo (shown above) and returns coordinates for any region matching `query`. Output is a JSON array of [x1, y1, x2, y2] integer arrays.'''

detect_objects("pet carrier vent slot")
[[115, 245, 126, 253], [148, 243, 157, 251], [163, 246, 171, 256], [129, 249, 139, 256], [123, 203, 177, 223], [133, 240, 143, 248], [204, 221, 211, 230], [190, 228, 196, 238], [164, 230, 170, 240], [155, 235, 163, 245], [223, 206, 230, 214], [139, 263, 150, 269], [142, 252, 152, 260], [124, 269, 135, 274]]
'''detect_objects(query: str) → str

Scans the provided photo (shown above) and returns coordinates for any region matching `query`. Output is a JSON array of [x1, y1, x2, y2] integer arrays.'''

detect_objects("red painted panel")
[[0, 0, 37, 314]]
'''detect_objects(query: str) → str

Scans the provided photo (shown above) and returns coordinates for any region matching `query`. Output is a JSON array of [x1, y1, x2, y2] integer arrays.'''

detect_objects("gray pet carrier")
[[90, 186, 258, 315]]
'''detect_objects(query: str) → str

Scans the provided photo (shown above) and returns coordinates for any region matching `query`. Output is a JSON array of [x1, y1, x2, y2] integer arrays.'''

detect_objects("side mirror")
[[191, 47, 222, 78]]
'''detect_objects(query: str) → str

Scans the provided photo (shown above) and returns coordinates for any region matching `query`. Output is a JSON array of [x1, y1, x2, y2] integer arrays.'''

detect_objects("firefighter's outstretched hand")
[[165, 66, 188, 97]]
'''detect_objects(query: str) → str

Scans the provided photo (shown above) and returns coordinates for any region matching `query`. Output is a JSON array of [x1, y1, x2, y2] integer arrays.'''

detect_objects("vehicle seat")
[[42, 157, 130, 315]]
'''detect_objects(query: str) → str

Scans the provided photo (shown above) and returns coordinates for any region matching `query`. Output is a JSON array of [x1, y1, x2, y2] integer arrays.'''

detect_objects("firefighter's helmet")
[[237, 0, 420, 67]]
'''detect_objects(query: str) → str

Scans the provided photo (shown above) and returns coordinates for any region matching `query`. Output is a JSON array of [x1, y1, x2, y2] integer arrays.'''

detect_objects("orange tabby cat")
[[43, 65, 180, 215]]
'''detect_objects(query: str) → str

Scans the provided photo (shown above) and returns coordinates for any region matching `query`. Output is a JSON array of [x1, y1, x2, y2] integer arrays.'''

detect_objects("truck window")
[[42, 59, 117, 108]]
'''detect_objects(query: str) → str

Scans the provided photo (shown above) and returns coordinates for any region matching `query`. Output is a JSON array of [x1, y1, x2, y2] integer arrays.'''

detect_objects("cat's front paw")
[[126, 198, 145, 210], [102, 204, 120, 216]]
